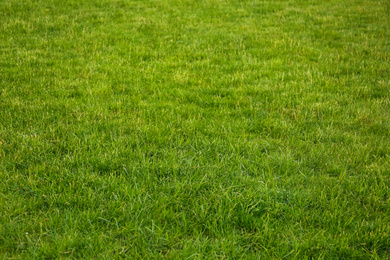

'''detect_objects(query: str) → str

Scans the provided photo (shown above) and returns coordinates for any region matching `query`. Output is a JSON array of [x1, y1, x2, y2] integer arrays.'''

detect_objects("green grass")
[[1, 0, 390, 258]]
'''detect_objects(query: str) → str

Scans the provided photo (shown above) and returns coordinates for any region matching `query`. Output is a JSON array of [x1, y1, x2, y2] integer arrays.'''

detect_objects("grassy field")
[[1, 0, 390, 258]]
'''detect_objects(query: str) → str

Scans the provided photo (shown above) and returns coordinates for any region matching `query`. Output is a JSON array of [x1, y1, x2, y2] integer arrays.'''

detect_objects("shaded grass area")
[[1, 0, 390, 258]]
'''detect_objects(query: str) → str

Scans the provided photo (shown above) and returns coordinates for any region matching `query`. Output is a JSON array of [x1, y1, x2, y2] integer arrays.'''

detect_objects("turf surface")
[[1, 0, 390, 258]]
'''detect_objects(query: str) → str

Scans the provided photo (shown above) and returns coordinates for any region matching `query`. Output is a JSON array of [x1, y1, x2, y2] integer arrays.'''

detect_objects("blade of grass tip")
[[298, 170, 308, 179], [282, 249, 295, 259]]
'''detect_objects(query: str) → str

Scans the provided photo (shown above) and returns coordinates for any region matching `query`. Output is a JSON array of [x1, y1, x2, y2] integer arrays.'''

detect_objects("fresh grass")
[[1, 0, 390, 258]]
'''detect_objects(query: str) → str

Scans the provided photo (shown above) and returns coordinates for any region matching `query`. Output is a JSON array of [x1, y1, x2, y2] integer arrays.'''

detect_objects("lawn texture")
[[1, 0, 390, 258]]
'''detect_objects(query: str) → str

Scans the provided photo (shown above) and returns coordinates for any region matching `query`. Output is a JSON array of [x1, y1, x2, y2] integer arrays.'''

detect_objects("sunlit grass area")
[[1, 0, 390, 258]]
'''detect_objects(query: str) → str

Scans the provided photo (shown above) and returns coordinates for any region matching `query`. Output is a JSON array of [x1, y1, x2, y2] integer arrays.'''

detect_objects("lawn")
[[1, 0, 390, 258]]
